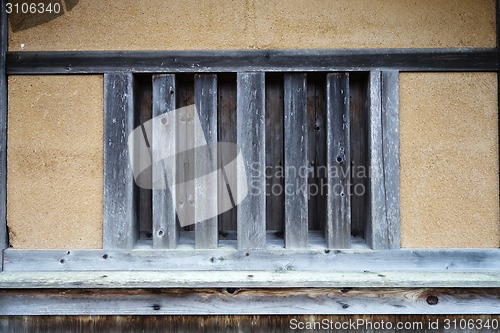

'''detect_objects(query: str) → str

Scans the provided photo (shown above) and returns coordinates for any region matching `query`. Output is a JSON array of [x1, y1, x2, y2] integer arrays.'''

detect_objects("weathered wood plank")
[[284, 74, 309, 248], [265, 74, 284, 233], [6, 49, 498, 74], [4, 248, 499, 272], [325, 73, 351, 249], [103, 73, 138, 249], [152, 74, 179, 249], [366, 71, 400, 250], [236, 72, 266, 249], [381, 71, 401, 249], [194, 74, 218, 249], [0, 270, 498, 289], [0, 0, 8, 269], [217, 75, 237, 232], [0, 288, 498, 315]]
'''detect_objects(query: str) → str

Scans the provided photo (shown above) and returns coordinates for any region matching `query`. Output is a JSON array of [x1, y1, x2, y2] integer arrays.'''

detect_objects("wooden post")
[[103, 73, 138, 249], [0, 0, 8, 269], [152, 74, 179, 249], [325, 73, 351, 249], [284, 74, 308, 248], [366, 71, 400, 250], [194, 74, 218, 249], [236, 72, 266, 249]]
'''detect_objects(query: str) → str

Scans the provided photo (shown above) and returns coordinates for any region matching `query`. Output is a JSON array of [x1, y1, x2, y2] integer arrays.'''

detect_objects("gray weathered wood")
[[103, 73, 138, 249], [366, 71, 400, 250], [236, 72, 266, 249], [194, 74, 218, 249], [0, 270, 498, 289], [265, 75, 284, 233], [284, 74, 308, 248], [4, 248, 500, 273], [326, 73, 351, 249], [0, 288, 498, 315], [381, 71, 401, 248], [0, 0, 8, 269], [152, 74, 178, 249], [6, 49, 498, 74]]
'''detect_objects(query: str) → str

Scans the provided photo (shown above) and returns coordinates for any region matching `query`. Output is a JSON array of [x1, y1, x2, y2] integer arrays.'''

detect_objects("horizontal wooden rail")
[[3, 248, 499, 273], [0, 288, 498, 315], [5, 48, 498, 74], [0, 270, 498, 289]]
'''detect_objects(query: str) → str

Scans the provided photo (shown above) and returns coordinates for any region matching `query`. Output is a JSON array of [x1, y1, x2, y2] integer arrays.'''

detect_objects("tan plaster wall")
[[7, 76, 103, 249], [400, 73, 499, 248], [8, 0, 496, 51]]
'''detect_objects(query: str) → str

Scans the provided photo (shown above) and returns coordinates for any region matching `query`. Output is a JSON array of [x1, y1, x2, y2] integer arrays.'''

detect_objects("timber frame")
[[0, 0, 499, 315]]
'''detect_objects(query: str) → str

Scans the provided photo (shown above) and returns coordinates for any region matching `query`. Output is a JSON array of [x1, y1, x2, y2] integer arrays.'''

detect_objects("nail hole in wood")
[[226, 288, 237, 294], [102, 254, 109, 260], [157, 230, 164, 237], [59, 259, 65, 264], [152, 304, 161, 310], [426, 295, 439, 305]]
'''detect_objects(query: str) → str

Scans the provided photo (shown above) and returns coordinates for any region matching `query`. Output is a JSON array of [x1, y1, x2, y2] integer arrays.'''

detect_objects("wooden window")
[[101, 71, 397, 251]]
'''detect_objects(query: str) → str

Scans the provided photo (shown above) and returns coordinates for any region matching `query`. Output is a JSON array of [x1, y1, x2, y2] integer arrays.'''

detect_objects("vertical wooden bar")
[[366, 71, 400, 250], [284, 74, 308, 248], [0, 0, 8, 268], [103, 73, 138, 249], [325, 73, 351, 249], [236, 72, 266, 249], [194, 74, 218, 249], [381, 71, 401, 249], [152, 74, 178, 249]]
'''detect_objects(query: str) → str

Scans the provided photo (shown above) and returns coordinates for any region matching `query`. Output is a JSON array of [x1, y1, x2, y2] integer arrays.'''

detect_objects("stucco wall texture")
[[6, 0, 499, 248]]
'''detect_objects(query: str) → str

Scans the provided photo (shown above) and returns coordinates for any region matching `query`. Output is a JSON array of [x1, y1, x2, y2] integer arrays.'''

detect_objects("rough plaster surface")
[[8, 0, 495, 51], [7, 76, 103, 249], [400, 73, 499, 248]]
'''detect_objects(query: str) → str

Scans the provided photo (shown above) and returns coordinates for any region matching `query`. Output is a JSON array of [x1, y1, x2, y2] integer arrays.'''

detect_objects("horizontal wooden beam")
[[0, 270, 498, 289], [0, 288, 498, 315], [3, 248, 499, 273], [6, 49, 498, 74]]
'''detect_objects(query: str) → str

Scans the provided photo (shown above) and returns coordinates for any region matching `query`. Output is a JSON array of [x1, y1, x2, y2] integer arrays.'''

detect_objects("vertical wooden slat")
[[137, 79, 152, 240], [236, 72, 266, 249], [0, 0, 8, 269], [265, 75, 284, 234], [284, 74, 308, 248], [103, 73, 137, 249], [366, 71, 400, 250], [325, 73, 351, 249], [152, 74, 178, 249], [381, 71, 401, 249], [194, 74, 218, 249]]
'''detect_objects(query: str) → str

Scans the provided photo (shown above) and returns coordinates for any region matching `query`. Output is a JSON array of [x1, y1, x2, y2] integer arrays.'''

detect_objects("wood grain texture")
[[0, 0, 8, 265], [4, 248, 500, 273], [236, 72, 266, 249], [103, 73, 138, 249], [325, 73, 351, 249], [0, 270, 498, 289], [194, 74, 218, 249], [1, 314, 499, 332], [0, 288, 498, 315], [366, 71, 400, 250], [152, 74, 179, 249], [6, 49, 498, 74], [284, 74, 308, 248]]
